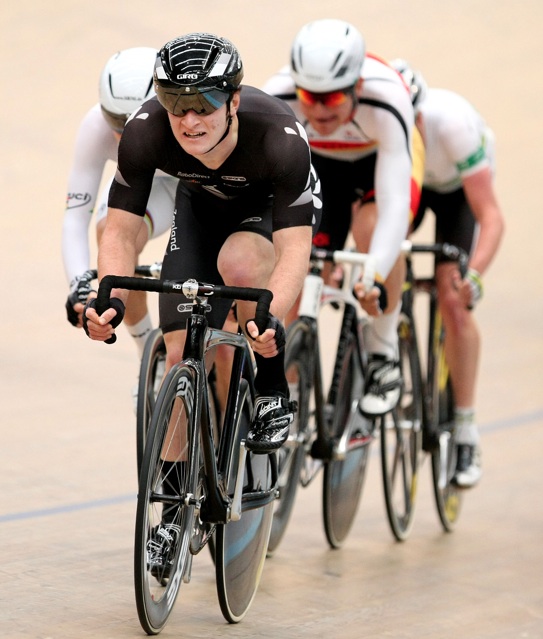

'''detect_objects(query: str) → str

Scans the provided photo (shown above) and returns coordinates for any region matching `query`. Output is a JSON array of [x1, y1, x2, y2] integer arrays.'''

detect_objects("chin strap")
[[347, 85, 359, 121], [204, 96, 234, 154]]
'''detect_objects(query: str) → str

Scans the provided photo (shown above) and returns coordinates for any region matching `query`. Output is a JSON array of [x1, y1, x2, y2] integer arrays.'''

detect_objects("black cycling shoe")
[[246, 394, 296, 454], [147, 523, 180, 583]]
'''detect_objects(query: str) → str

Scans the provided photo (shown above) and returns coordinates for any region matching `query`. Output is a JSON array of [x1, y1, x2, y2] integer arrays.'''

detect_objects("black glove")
[[245, 313, 286, 353], [82, 297, 125, 344], [65, 272, 96, 327], [65, 290, 81, 326], [354, 280, 388, 313]]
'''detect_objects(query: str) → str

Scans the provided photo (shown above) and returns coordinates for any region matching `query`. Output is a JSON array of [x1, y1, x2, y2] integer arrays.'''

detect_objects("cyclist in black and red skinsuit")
[[84, 32, 321, 455]]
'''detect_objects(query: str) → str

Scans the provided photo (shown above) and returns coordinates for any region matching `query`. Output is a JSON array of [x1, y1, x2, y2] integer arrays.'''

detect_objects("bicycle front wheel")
[[430, 338, 463, 531], [322, 328, 371, 549], [136, 328, 166, 479], [134, 365, 202, 635], [215, 382, 275, 623], [380, 315, 423, 541], [267, 319, 310, 556]]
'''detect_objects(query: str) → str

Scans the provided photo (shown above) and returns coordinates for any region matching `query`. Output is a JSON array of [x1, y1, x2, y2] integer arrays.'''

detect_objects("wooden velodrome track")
[[1, 2, 542, 637]]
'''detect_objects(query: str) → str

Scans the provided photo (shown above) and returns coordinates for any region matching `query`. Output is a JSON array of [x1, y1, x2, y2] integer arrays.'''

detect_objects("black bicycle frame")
[[95, 274, 276, 523]]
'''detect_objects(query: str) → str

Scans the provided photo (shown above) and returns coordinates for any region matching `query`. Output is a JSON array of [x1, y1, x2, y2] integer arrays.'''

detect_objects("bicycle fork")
[[230, 441, 248, 521]]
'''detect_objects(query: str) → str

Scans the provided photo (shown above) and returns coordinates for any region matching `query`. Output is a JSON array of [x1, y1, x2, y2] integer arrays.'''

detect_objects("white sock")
[[454, 407, 479, 445], [365, 300, 401, 360], [127, 313, 154, 359]]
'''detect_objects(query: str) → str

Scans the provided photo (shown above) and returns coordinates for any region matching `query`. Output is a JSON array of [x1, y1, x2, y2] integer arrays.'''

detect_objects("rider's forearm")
[[469, 216, 504, 276], [462, 167, 505, 275], [370, 149, 411, 279], [369, 194, 410, 280], [97, 207, 140, 304], [62, 209, 93, 285], [268, 225, 312, 321]]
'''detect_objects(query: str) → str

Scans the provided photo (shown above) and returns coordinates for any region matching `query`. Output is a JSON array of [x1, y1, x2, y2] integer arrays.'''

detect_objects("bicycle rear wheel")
[[267, 319, 310, 556], [215, 381, 275, 623], [134, 365, 202, 635], [136, 328, 166, 478], [430, 337, 463, 531], [322, 326, 372, 549], [380, 314, 423, 541]]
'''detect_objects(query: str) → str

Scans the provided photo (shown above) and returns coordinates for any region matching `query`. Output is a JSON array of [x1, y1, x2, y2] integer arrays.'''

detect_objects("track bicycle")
[[96, 275, 278, 634], [268, 247, 375, 552], [268, 244, 425, 552], [268, 247, 374, 553], [402, 241, 468, 532], [373, 244, 425, 542]]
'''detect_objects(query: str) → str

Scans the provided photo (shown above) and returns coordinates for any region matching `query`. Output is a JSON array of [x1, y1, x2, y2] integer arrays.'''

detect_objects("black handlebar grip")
[[95, 276, 129, 345], [254, 289, 274, 334], [96, 275, 116, 316]]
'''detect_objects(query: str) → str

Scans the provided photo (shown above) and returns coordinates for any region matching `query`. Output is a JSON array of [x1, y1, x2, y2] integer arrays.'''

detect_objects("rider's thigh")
[[218, 231, 275, 287]]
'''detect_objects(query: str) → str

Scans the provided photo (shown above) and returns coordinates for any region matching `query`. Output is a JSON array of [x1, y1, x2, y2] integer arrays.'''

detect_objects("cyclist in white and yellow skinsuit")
[[62, 47, 177, 360], [263, 19, 424, 418], [392, 59, 505, 488]]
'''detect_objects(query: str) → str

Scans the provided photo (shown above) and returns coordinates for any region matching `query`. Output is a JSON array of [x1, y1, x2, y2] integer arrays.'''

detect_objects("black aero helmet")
[[154, 33, 244, 116]]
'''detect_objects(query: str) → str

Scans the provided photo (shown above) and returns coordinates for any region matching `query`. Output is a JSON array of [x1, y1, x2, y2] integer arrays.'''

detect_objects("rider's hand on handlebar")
[[83, 297, 125, 343], [245, 313, 286, 358], [66, 271, 97, 327], [354, 280, 388, 316], [452, 267, 483, 310]]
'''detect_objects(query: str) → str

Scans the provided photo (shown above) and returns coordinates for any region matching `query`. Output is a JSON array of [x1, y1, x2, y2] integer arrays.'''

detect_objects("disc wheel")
[[215, 382, 275, 623], [322, 329, 372, 549]]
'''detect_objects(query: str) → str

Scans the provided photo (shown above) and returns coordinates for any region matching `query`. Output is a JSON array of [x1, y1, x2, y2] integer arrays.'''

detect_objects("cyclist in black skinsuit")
[[84, 32, 321, 454]]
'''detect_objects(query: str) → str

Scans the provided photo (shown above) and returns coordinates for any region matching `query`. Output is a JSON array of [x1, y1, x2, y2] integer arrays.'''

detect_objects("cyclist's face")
[[297, 83, 360, 136], [167, 92, 240, 157]]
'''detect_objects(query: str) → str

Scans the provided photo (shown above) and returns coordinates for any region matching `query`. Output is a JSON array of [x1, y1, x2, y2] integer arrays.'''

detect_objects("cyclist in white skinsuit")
[[263, 19, 424, 417], [62, 47, 177, 361], [392, 59, 505, 488]]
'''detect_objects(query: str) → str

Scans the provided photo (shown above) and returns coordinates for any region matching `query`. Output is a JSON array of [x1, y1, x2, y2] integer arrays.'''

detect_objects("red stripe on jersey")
[[310, 140, 376, 151], [409, 176, 422, 223]]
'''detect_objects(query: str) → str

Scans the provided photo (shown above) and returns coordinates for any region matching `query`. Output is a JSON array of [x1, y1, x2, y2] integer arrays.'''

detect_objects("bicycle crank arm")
[[229, 441, 248, 522], [182, 552, 193, 584], [438, 430, 452, 489], [335, 401, 371, 459]]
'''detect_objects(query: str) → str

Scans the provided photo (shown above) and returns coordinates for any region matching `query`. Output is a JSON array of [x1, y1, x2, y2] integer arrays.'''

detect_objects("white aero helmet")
[[99, 46, 158, 131], [290, 19, 365, 92], [390, 58, 428, 111]]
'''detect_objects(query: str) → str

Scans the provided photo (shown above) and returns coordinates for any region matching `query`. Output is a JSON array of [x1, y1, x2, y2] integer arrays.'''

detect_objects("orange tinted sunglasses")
[[296, 87, 351, 107]]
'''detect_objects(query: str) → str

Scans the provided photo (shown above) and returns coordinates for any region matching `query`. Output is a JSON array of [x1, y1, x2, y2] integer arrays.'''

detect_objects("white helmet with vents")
[[290, 19, 365, 92]]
